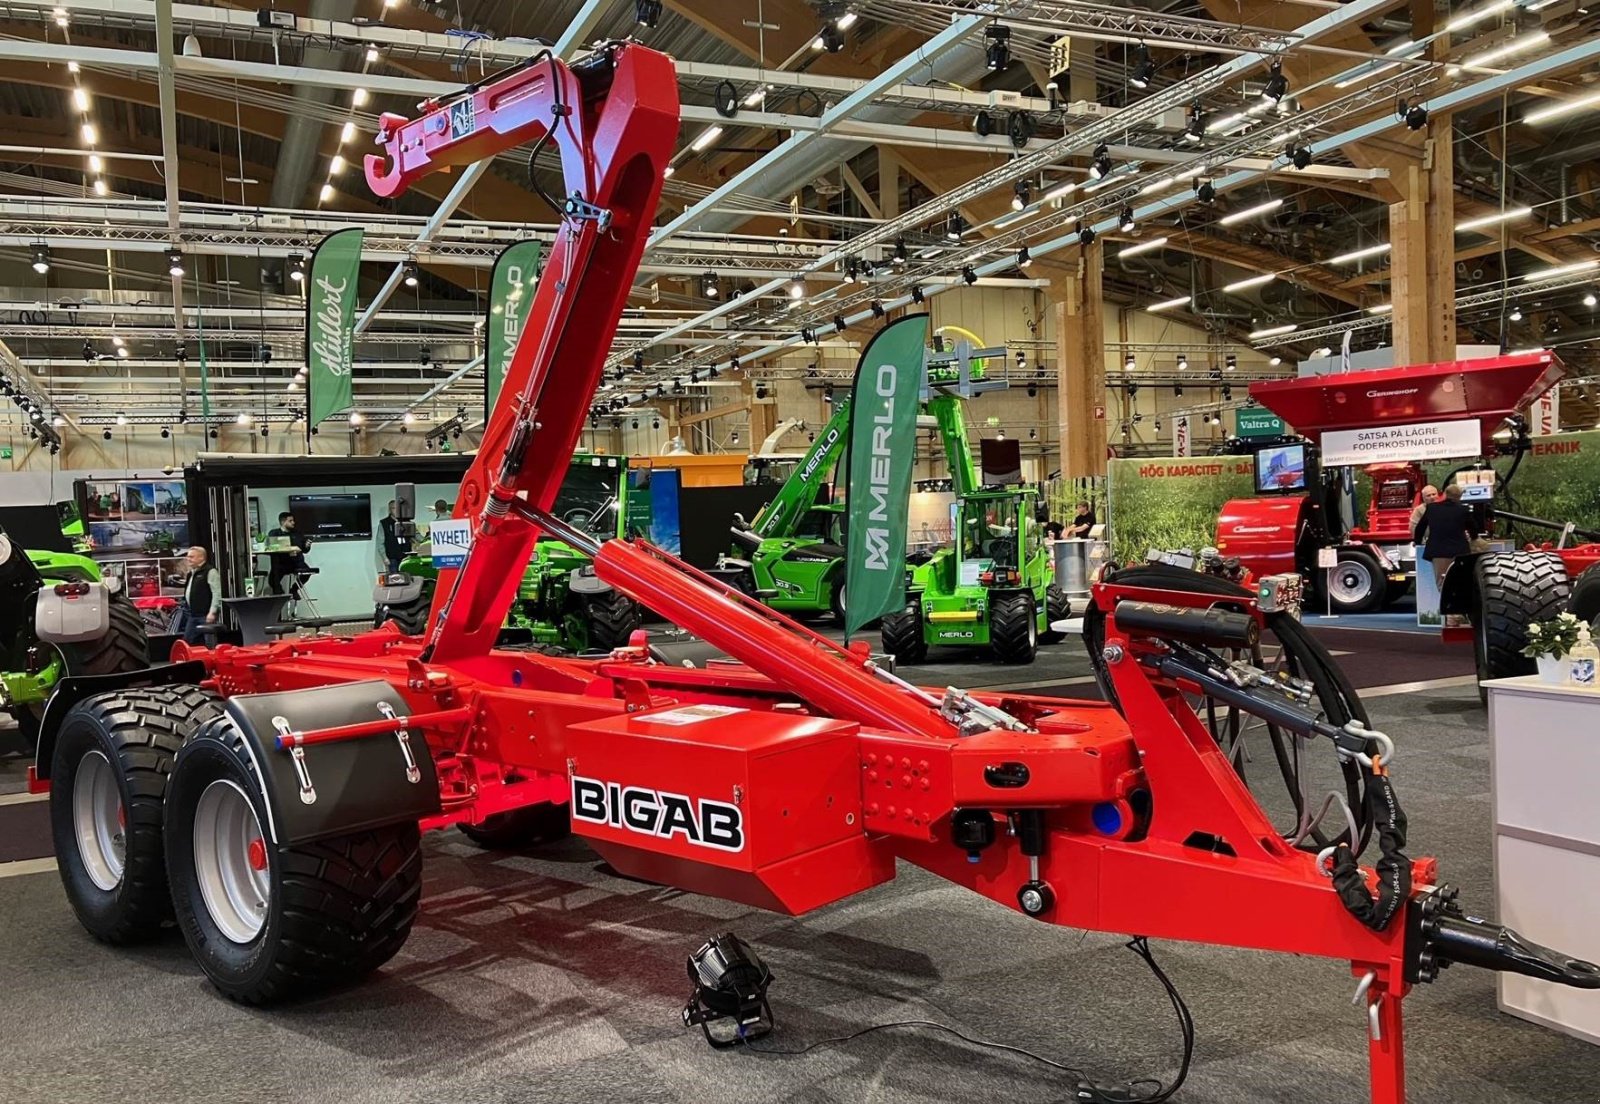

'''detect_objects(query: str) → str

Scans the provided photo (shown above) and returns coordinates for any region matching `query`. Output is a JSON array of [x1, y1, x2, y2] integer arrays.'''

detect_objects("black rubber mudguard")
[[218, 680, 441, 846], [34, 661, 207, 780]]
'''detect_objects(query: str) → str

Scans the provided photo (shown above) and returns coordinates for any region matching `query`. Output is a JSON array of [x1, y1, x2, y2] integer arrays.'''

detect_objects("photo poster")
[[81, 478, 191, 558]]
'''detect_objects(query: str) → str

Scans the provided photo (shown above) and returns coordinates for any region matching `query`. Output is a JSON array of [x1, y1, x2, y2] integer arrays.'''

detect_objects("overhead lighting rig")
[[1130, 43, 1155, 90], [984, 24, 1011, 72], [1261, 60, 1288, 103]]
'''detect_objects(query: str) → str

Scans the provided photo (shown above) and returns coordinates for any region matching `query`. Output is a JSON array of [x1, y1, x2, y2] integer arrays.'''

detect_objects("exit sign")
[[1236, 407, 1286, 438]]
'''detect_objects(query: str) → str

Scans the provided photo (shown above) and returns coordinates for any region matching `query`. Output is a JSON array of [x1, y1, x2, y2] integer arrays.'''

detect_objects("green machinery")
[[879, 339, 1069, 666], [710, 395, 854, 620], [0, 512, 148, 750], [373, 454, 644, 652]]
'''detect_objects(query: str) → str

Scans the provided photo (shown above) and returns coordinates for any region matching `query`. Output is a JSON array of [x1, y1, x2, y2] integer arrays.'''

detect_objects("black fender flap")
[[35, 661, 207, 780], [1439, 551, 1484, 618], [220, 679, 441, 846]]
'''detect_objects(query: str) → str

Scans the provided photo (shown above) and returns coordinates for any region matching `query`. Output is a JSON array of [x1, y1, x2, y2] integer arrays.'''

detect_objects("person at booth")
[[175, 545, 221, 645], [1414, 483, 1479, 589]]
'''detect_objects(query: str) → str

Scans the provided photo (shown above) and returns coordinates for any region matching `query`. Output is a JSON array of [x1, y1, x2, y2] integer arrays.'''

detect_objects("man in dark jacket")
[[1413, 483, 1479, 587], [379, 500, 410, 574], [176, 545, 222, 645]]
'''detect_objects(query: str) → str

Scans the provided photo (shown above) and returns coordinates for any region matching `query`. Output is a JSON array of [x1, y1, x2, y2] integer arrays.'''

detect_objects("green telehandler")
[[372, 454, 643, 652], [1, 507, 148, 751], [878, 351, 1069, 666]]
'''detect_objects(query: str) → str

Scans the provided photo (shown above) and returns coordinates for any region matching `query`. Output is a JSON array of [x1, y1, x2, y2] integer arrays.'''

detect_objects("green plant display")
[[1105, 457, 1256, 566]]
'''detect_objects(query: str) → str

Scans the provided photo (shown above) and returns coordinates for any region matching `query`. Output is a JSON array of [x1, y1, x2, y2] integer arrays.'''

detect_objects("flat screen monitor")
[[287, 493, 372, 540], [1254, 443, 1308, 494]]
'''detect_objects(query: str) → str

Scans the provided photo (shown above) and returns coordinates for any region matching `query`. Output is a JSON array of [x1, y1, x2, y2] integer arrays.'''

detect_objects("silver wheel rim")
[[73, 751, 125, 892], [193, 779, 270, 944], [1028, 608, 1038, 647], [1330, 563, 1374, 606]]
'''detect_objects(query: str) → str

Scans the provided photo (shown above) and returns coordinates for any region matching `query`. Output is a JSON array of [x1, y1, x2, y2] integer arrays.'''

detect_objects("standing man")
[[379, 500, 410, 574], [176, 545, 221, 645], [433, 499, 451, 520], [1410, 484, 1439, 531], [1414, 483, 1479, 588], [266, 510, 311, 596]]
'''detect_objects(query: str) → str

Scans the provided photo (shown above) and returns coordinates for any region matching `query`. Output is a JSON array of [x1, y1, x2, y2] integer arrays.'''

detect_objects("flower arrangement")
[[1522, 612, 1584, 659]]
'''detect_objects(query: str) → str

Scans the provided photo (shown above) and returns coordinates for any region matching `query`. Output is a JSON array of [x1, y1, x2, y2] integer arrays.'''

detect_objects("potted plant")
[[1522, 612, 1584, 684]]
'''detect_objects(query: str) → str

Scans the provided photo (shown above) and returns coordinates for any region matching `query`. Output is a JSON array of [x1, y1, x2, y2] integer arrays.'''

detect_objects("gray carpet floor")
[[2, 651, 1597, 1102]]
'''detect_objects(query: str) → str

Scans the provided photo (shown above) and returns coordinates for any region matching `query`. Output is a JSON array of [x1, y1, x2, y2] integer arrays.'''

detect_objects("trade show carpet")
[[3, 677, 1597, 1103]]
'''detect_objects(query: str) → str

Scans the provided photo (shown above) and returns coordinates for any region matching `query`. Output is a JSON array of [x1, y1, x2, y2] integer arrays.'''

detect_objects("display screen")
[[288, 493, 372, 540], [1254, 443, 1308, 493]]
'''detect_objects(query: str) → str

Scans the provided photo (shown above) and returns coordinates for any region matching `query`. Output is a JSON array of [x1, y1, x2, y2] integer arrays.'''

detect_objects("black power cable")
[[737, 937, 1194, 1104]]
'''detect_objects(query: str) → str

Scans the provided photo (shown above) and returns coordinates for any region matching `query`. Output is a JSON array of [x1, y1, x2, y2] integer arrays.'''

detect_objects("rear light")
[[53, 582, 91, 598]]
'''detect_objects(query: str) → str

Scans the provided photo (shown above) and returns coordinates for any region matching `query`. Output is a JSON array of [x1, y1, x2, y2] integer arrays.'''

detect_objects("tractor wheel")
[[829, 574, 848, 624], [880, 608, 927, 666], [1570, 563, 1600, 627], [375, 596, 430, 636], [1323, 551, 1384, 615], [10, 592, 149, 752], [1039, 584, 1072, 644], [459, 803, 571, 850], [164, 714, 422, 1004], [49, 685, 223, 944], [585, 589, 640, 652], [1474, 551, 1572, 698], [991, 593, 1040, 664]]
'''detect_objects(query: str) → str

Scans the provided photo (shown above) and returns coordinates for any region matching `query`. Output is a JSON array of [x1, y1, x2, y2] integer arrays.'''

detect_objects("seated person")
[[1064, 500, 1097, 538], [265, 511, 312, 595]]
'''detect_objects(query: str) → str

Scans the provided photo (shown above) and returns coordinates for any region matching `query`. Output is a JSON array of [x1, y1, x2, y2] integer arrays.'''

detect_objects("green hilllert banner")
[[305, 227, 363, 430], [485, 239, 542, 417], [844, 313, 930, 639]]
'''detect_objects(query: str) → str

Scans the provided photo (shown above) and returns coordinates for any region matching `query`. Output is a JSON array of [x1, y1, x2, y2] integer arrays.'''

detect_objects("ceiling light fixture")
[[1012, 179, 1030, 210], [1523, 260, 1600, 281], [403, 260, 419, 288], [702, 270, 721, 298], [1016, 246, 1032, 269], [1118, 207, 1137, 232], [1146, 295, 1191, 313], [985, 24, 1011, 71], [1120, 236, 1168, 258], [166, 247, 184, 277], [1367, 303, 1393, 314], [635, 0, 662, 27], [1130, 43, 1154, 89], [1261, 60, 1288, 102], [1249, 323, 1297, 338], [1525, 89, 1600, 126], [690, 125, 723, 152], [30, 242, 50, 274], [1219, 198, 1283, 226], [1456, 206, 1532, 232], [1088, 144, 1113, 180], [1183, 101, 1205, 143], [1329, 243, 1392, 264], [788, 278, 804, 299]]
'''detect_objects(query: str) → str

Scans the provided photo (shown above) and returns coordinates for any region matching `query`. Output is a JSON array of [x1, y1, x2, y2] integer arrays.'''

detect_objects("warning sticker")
[[645, 704, 746, 726]]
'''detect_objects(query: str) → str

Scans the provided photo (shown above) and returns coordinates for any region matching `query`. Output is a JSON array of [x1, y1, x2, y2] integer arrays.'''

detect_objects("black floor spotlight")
[[682, 932, 775, 1048]]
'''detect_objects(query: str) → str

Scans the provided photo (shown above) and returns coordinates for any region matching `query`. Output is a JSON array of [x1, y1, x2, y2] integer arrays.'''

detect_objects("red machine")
[[27, 45, 1600, 1104], [1217, 354, 1567, 614]]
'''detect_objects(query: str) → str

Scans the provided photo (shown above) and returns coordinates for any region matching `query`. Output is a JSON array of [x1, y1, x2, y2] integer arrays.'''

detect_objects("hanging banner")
[[844, 314, 930, 639], [1534, 386, 1560, 436], [1235, 407, 1285, 438], [485, 239, 543, 417], [1172, 415, 1191, 457], [305, 228, 363, 430]]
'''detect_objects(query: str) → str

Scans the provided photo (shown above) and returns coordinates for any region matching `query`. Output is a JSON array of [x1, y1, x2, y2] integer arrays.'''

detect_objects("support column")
[[1389, 120, 1457, 364], [1054, 243, 1107, 478]]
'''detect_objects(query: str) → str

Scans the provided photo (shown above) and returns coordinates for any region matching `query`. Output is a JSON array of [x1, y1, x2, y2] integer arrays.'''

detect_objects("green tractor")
[[1, 509, 148, 751], [710, 395, 853, 621], [879, 390, 1068, 666], [373, 454, 644, 652]]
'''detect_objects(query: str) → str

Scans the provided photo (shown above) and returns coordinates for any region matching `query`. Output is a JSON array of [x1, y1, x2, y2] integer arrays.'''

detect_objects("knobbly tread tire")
[[1475, 551, 1572, 693], [375, 594, 431, 636], [1569, 563, 1600, 627], [1040, 583, 1071, 644], [14, 592, 150, 750], [880, 608, 927, 665], [459, 802, 571, 849], [990, 592, 1038, 665], [49, 685, 223, 944], [165, 715, 422, 1005], [585, 589, 640, 652]]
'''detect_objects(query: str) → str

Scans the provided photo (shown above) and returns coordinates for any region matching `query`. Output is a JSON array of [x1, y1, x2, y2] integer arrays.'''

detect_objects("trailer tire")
[[49, 685, 223, 944], [1570, 564, 1600, 628], [459, 802, 570, 849], [1474, 551, 1572, 699], [1323, 550, 1384, 615], [991, 593, 1039, 665], [165, 717, 422, 1004], [880, 608, 927, 665], [1039, 584, 1072, 644], [585, 589, 640, 652], [11, 592, 149, 750]]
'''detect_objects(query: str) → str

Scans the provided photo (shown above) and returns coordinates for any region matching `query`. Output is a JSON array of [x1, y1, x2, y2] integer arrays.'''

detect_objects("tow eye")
[[1406, 884, 1600, 989]]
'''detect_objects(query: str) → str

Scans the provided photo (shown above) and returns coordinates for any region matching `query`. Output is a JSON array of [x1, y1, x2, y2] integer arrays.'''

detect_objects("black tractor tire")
[[49, 685, 223, 944], [1570, 563, 1600, 627], [829, 573, 848, 624], [585, 589, 640, 652], [1039, 584, 1072, 644], [375, 596, 430, 636], [164, 714, 422, 1004], [990, 592, 1040, 665], [880, 608, 927, 665], [1474, 551, 1572, 698], [11, 592, 149, 751], [1323, 550, 1385, 615], [459, 802, 571, 849]]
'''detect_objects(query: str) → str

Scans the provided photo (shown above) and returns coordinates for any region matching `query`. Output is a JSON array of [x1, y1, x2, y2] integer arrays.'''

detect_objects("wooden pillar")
[[1054, 243, 1107, 478], [1390, 120, 1457, 364]]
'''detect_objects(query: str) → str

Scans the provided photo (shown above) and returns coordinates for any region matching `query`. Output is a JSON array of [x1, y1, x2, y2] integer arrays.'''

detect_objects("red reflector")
[[247, 838, 268, 871]]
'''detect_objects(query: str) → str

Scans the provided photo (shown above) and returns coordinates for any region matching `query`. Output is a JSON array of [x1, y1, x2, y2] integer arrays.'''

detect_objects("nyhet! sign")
[[1321, 418, 1480, 466]]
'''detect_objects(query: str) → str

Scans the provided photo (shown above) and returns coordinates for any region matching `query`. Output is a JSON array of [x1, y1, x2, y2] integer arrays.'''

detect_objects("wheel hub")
[[193, 779, 271, 943], [72, 750, 125, 893]]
